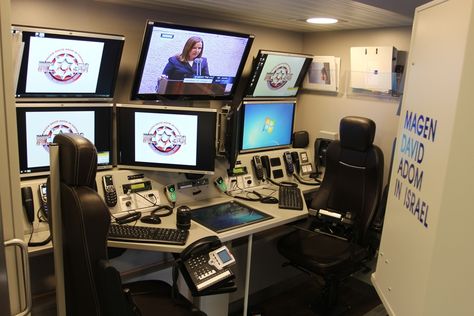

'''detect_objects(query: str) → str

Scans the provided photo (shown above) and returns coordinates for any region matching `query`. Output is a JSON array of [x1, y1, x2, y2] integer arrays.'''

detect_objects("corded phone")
[[283, 151, 295, 175], [290, 151, 300, 174], [260, 155, 271, 179], [178, 236, 235, 293], [252, 155, 265, 180]]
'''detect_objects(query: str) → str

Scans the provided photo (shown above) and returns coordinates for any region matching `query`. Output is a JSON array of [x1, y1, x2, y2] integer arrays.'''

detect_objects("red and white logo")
[[36, 120, 83, 152], [264, 63, 293, 90], [143, 122, 186, 156], [38, 48, 89, 84]]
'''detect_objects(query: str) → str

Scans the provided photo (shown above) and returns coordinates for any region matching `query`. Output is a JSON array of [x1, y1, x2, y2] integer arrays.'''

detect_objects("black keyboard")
[[278, 185, 304, 210], [108, 224, 189, 245]]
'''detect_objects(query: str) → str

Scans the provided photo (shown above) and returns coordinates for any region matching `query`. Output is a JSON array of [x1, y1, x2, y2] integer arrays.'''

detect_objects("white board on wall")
[[372, 0, 474, 315]]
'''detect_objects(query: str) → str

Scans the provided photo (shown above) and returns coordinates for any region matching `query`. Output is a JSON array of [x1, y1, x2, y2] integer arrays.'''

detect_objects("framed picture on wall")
[[303, 56, 340, 92]]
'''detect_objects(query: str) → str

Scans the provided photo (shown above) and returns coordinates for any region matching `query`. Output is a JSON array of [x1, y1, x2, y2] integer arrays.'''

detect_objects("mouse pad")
[[191, 200, 273, 233]]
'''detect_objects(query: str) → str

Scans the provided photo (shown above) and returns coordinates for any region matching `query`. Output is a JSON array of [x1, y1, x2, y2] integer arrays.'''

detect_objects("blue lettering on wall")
[[400, 134, 425, 163], [404, 111, 437, 142]]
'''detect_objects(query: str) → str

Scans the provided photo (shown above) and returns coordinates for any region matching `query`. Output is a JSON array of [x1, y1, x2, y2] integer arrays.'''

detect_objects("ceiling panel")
[[97, 0, 420, 32]]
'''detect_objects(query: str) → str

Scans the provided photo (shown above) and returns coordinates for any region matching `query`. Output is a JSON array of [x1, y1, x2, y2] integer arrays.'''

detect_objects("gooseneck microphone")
[[194, 58, 203, 76], [21, 186, 35, 223]]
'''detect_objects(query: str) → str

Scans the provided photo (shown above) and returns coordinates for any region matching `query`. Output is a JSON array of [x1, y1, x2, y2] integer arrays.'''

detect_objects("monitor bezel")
[[13, 25, 125, 103], [239, 99, 297, 154], [131, 20, 254, 101], [116, 104, 218, 175], [16, 103, 114, 178], [245, 50, 313, 99]]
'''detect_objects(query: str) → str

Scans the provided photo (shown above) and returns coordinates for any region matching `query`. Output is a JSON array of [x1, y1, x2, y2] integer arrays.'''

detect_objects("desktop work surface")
[[107, 194, 309, 253]]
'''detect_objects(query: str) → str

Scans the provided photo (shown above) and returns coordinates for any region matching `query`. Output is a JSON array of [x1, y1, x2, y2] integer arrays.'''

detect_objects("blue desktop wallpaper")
[[241, 102, 295, 151]]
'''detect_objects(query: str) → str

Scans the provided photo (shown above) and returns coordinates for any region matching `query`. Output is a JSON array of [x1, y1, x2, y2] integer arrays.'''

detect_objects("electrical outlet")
[[118, 190, 160, 212], [242, 175, 253, 188], [227, 176, 238, 191]]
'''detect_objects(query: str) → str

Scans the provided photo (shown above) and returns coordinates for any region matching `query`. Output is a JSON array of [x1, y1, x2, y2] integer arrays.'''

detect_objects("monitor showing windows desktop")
[[245, 50, 313, 98], [16, 104, 113, 177], [116, 104, 217, 175], [131, 20, 254, 100], [13, 25, 124, 102], [240, 100, 296, 153]]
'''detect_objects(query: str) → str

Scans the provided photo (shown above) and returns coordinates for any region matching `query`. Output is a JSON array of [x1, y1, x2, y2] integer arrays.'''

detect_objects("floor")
[[231, 274, 386, 316]]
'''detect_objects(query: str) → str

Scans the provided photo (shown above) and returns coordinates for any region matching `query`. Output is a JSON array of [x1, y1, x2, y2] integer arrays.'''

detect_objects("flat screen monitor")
[[240, 100, 296, 153], [245, 50, 313, 98], [16, 104, 113, 177], [190, 200, 273, 233], [13, 25, 124, 102], [131, 20, 254, 100], [116, 104, 217, 175]]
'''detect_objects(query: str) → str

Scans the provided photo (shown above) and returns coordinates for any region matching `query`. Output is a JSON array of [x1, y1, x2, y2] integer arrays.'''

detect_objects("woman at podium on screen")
[[161, 36, 210, 80]]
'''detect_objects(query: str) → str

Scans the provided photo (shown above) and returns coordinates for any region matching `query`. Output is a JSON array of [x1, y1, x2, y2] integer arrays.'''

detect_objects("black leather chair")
[[53, 133, 205, 316], [277, 116, 384, 314]]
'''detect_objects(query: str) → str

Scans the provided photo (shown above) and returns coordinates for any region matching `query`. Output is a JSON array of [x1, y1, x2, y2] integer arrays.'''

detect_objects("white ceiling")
[[97, 0, 430, 32]]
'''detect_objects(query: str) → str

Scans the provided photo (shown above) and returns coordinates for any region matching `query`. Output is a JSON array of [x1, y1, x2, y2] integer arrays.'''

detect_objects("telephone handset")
[[260, 155, 271, 179], [179, 236, 235, 292], [291, 151, 301, 174], [252, 155, 265, 180], [283, 151, 295, 175], [38, 183, 49, 219], [102, 175, 117, 207]]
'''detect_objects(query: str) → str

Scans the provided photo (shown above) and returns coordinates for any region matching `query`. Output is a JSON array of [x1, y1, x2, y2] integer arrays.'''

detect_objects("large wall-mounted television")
[[240, 100, 296, 153], [13, 25, 124, 102], [116, 104, 217, 175], [131, 20, 254, 100], [16, 104, 113, 177], [245, 50, 313, 98]]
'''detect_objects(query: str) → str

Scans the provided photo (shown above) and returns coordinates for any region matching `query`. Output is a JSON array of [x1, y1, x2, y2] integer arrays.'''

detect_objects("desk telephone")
[[179, 236, 235, 293], [283, 151, 295, 175], [252, 155, 265, 180]]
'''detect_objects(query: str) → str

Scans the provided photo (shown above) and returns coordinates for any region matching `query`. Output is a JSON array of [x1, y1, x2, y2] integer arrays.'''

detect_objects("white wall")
[[298, 27, 412, 185]]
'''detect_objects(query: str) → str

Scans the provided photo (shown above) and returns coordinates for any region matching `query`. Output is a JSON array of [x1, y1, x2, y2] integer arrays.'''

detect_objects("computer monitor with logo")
[[16, 104, 113, 177], [13, 25, 124, 102], [245, 50, 313, 98], [240, 100, 296, 153], [116, 104, 217, 175]]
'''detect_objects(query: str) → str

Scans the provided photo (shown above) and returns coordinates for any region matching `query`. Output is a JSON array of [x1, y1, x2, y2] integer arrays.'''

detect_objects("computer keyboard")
[[108, 224, 189, 245], [278, 185, 304, 210]]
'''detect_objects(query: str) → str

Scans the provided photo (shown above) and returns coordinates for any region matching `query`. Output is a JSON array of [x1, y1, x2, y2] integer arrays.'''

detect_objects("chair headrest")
[[54, 133, 97, 187], [339, 116, 376, 151]]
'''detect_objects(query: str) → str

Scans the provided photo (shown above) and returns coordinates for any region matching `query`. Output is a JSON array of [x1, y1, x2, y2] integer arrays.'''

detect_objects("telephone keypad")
[[189, 254, 217, 280], [105, 186, 117, 206]]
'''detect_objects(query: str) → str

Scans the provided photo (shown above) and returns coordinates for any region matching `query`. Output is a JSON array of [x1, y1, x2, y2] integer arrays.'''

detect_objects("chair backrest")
[[311, 116, 384, 245], [54, 133, 134, 316]]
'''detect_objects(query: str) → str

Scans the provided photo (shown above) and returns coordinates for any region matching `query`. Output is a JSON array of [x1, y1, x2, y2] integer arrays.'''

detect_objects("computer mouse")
[[140, 214, 162, 225]]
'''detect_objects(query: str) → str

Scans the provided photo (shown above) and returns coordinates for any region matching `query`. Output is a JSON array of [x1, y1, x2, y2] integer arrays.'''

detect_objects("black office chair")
[[277, 116, 384, 314], [53, 133, 205, 316]]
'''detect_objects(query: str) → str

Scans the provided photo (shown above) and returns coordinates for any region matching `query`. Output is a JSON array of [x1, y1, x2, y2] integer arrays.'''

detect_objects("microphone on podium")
[[194, 58, 203, 76]]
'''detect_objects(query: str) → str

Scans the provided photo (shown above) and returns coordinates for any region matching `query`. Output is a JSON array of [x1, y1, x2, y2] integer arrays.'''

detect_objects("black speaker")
[[292, 131, 309, 148], [176, 205, 191, 230]]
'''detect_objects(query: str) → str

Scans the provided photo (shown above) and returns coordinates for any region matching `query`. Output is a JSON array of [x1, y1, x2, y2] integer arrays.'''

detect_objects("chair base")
[[310, 297, 351, 316]]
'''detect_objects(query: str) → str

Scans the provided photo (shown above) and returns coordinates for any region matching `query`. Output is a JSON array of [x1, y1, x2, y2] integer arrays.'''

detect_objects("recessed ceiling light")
[[306, 17, 338, 24]]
